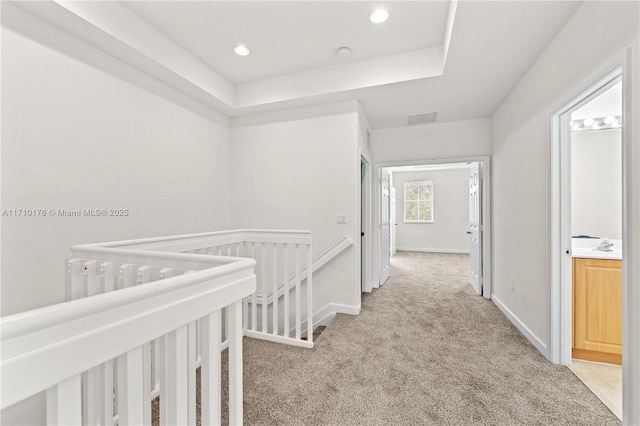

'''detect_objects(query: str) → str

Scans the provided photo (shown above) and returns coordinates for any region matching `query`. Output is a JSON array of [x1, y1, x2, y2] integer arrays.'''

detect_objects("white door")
[[390, 187, 397, 256], [379, 169, 391, 285], [468, 164, 482, 295]]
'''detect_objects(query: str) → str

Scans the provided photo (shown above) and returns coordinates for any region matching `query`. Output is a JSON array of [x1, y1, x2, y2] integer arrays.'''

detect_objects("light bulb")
[[234, 44, 250, 56], [370, 9, 389, 24]]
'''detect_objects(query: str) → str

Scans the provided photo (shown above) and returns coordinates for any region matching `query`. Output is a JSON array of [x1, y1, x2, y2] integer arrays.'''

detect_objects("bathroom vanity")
[[572, 239, 622, 365]]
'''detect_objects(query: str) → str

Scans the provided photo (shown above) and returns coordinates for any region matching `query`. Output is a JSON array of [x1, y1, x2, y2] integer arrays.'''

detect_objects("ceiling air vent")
[[406, 112, 438, 126]]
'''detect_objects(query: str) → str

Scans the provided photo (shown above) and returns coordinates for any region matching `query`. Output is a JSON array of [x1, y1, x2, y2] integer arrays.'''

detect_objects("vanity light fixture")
[[581, 118, 595, 127], [234, 44, 250, 56], [571, 115, 622, 132], [370, 9, 389, 23]]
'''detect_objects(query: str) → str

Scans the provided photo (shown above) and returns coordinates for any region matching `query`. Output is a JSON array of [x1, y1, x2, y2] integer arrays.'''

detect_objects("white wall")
[[230, 104, 361, 314], [372, 118, 491, 163], [392, 168, 470, 253], [1, 28, 232, 318], [571, 129, 622, 239], [491, 1, 639, 358]]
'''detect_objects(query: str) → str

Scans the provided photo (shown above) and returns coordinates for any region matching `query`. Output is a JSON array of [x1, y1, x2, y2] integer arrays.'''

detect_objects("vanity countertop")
[[572, 238, 622, 260]]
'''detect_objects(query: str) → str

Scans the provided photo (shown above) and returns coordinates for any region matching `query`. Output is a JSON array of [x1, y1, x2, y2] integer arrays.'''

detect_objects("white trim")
[[375, 155, 492, 299], [492, 295, 548, 358], [243, 330, 314, 349], [360, 149, 373, 293], [396, 248, 470, 254], [549, 61, 624, 366], [312, 303, 361, 328], [620, 47, 639, 426]]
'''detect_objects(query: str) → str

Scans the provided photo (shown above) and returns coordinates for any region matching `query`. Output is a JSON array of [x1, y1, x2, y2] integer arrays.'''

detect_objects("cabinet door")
[[573, 258, 622, 364]]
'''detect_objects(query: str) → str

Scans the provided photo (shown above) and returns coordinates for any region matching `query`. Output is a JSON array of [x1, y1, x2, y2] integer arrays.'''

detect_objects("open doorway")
[[374, 157, 491, 298], [551, 65, 627, 420]]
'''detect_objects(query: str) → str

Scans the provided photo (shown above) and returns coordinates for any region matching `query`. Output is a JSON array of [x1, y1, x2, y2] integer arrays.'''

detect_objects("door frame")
[[374, 155, 492, 298], [549, 51, 636, 423], [549, 63, 623, 366], [360, 148, 373, 293]]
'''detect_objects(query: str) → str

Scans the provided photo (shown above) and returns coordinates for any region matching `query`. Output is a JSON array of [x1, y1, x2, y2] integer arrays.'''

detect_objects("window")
[[404, 181, 433, 223]]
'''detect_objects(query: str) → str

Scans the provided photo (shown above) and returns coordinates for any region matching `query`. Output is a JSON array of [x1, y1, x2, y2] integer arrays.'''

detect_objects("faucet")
[[593, 238, 614, 252]]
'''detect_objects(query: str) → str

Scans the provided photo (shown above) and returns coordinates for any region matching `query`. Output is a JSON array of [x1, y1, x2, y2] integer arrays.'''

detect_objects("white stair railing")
[[76, 229, 315, 349], [1, 255, 255, 426]]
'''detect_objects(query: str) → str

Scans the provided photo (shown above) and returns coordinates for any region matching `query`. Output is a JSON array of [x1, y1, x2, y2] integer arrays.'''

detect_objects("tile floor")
[[568, 359, 622, 421]]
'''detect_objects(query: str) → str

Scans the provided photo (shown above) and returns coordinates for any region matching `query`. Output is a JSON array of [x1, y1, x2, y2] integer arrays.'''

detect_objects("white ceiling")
[[122, 1, 450, 84], [8, 0, 584, 129]]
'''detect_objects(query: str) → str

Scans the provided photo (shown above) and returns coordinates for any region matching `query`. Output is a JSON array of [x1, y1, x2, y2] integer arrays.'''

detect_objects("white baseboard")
[[492, 295, 548, 358], [313, 303, 361, 327], [396, 247, 470, 254]]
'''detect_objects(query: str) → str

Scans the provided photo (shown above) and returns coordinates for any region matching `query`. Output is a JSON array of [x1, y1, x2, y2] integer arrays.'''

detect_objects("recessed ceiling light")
[[370, 9, 389, 24], [234, 44, 250, 56]]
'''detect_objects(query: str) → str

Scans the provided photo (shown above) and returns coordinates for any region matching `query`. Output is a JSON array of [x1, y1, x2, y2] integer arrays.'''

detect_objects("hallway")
[[236, 252, 619, 425]]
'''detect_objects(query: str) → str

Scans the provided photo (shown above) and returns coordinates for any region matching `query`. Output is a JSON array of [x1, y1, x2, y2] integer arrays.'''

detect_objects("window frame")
[[403, 180, 434, 223]]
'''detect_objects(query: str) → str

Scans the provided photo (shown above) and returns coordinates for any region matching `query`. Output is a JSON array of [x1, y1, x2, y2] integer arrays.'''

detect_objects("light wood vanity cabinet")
[[572, 257, 622, 365]]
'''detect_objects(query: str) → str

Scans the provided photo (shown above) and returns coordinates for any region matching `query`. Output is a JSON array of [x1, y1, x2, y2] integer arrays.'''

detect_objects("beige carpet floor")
[[160, 251, 621, 425]]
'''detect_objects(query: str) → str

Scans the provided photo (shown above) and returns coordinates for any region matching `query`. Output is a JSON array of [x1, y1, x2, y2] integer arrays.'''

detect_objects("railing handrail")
[[75, 229, 311, 250], [68, 246, 244, 268], [2, 259, 254, 340], [1, 259, 256, 410]]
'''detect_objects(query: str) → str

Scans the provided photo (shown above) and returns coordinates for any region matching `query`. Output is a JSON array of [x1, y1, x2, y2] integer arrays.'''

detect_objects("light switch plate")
[[336, 214, 346, 224]]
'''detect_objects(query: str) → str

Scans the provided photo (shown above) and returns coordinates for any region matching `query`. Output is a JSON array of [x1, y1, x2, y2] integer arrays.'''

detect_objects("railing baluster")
[[137, 266, 153, 426], [228, 301, 243, 426], [272, 243, 278, 335], [162, 326, 189, 425], [307, 243, 314, 343], [137, 265, 151, 286], [119, 264, 134, 289], [159, 268, 174, 279], [47, 374, 81, 426], [188, 322, 197, 426], [85, 367, 101, 425], [201, 310, 221, 425], [155, 268, 174, 395], [251, 242, 257, 332], [242, 243, 249, 330], [65, 259, 83, 301], [100, 360, 114, 426], [117, 346, 144, 426], [141, 345, 152, 425], [295, 245, 302, 340], [100, 262, 114, 294], [82, 261, 99, 426], [261, 243, 267, 333], [283, 243, 290, 338], [83, 260, 99, 297], [196, 317, 202, 364]]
